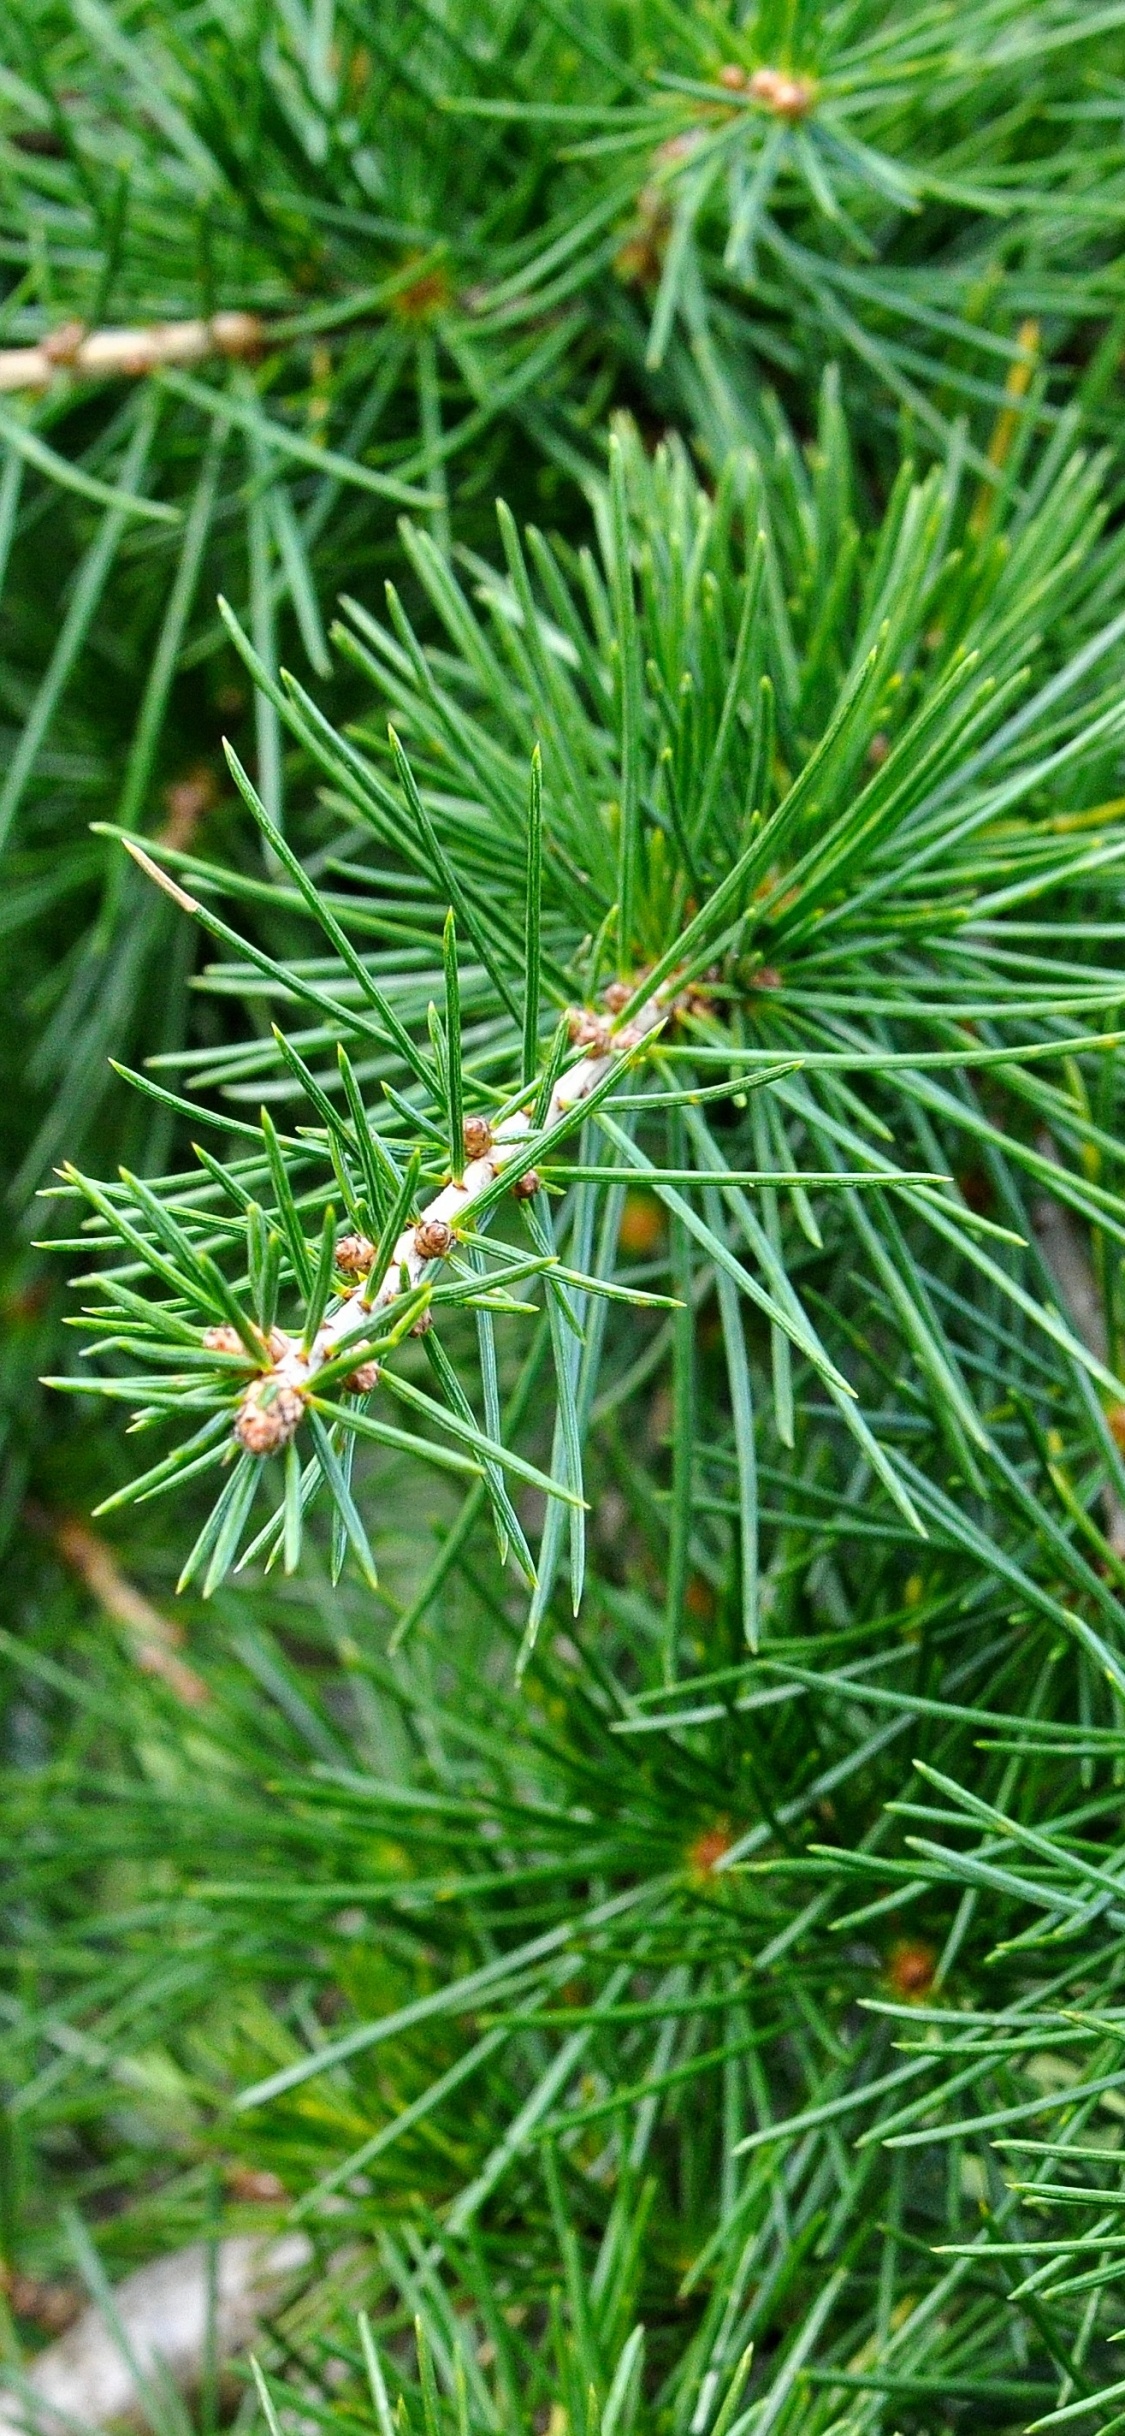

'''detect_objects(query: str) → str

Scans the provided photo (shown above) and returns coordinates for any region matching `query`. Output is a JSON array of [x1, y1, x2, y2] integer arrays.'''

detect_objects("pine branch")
[[55, 400, 1125, 1601], [225, 992, 667, 1458], [11, 9, 1125, 2425], [0, 311, 263, 392]]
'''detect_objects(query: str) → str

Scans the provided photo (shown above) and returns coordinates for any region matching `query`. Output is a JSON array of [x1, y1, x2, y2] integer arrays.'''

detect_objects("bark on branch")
[[0, 312, 263, 394]]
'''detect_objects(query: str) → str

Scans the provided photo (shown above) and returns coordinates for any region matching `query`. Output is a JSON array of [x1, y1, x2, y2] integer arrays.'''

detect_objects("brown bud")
[[748, 66, 815, 119], [614, 1021, 644, 1051], [414, 1215, 454, 1261], [749, 965, 782, 991], [717, 62, 747, 89], [602, 980, 632, 1014], [867, 730, 890, 768], [203, 1323, 250, 1358], [567, 1007, 612, 1057], [346, 1361, 380, 1394], [211, 310, 264, 360], [411, 1307, 434, 1336], [224, 2165, 287, 2203], [336, 1232, 375, 1276], [687, 1818, 734, 1879], [512, 1169, 542, 1202], [886, 1940, 936, 2001], [235, 1379, 304, 1455], [390, 262, 453, 323], [42, 320, 86, 366], [614, 228, 667, 289], [618, 1191, 663, 1256], [462, 1114, 493, 1161]]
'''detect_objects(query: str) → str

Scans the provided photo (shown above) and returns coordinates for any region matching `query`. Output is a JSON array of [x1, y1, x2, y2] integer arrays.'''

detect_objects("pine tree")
[[7, 7, 1125, 2435]]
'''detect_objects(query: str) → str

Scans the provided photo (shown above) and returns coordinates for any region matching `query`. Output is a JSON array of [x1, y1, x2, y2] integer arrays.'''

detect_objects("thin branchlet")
[[229, 989, 668, 1451], [0, 312, 264, 392]]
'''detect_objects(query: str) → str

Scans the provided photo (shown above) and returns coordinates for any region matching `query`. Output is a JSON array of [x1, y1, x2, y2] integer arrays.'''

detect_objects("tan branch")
[[53, 1516, 210, 1705], [0, 311, 263, 395]]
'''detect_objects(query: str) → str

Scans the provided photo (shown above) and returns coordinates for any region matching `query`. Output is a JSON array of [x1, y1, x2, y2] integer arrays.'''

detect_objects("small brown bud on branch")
[[462, 1114, 493, 1161], [203, 1324, 252, 1358], [235, 1380, 305, 1455], [42, 319, 87, 366], [335, 1233, 376, 1277], [512, 1169, 542, 1202], [747, 66, 816, 119], [204, 1322, 286, 1361], [414, 1215, 455, 1261], [567, 1008, 613, 1057], [602, 981, 632, 1014]]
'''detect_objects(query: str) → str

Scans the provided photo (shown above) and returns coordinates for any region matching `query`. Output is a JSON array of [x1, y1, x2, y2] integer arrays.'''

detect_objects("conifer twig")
[[232, 994, 668, 1454], [45, 1511, 210, 1705], [0, 312, 263, 394]]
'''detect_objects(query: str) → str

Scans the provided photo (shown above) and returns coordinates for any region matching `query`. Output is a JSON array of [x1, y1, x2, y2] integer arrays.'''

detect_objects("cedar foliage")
[[6, 5, 1125, 2433]]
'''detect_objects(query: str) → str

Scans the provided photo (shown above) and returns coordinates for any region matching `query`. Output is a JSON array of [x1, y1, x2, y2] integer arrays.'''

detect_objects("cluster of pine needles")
[[9, 2, 1125, 2431]]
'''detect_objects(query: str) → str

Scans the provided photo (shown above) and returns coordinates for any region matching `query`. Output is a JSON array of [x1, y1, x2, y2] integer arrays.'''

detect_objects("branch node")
[[414, 1215, 455, 1261], [335, 1233, 376, 1277], [235, 1379, 305, 1455], [462, 1114, 494, 1161]]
